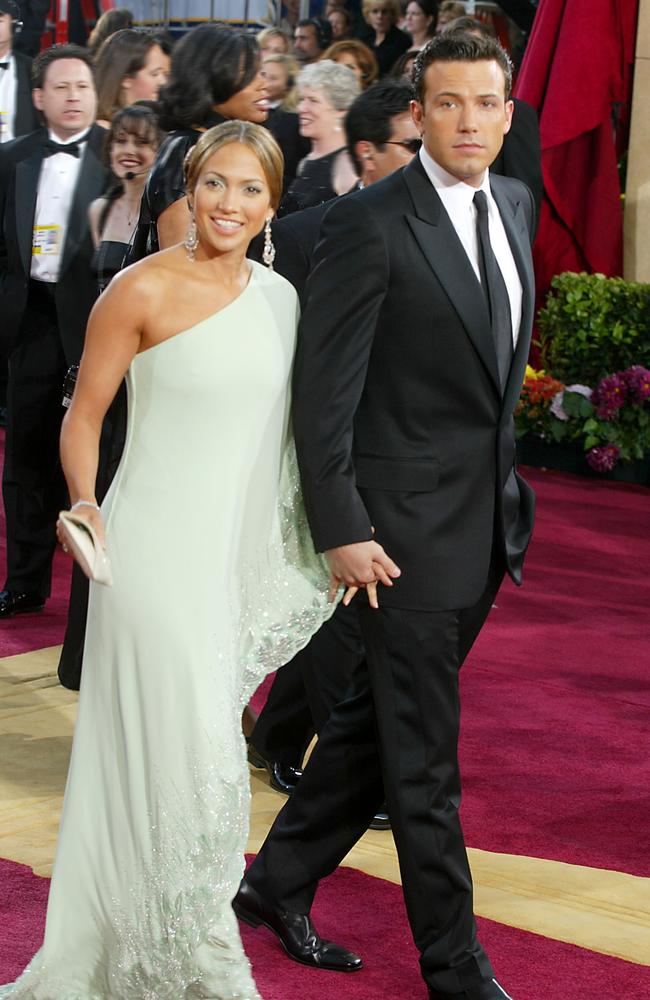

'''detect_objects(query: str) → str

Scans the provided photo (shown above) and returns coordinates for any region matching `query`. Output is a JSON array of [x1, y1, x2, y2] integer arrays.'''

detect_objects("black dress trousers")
[[2, 282, 69, 597], [246, 553, 505, 995]]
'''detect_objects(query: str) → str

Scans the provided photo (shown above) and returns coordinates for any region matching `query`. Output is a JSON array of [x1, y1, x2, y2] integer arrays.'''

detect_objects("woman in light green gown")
[[0, 122, 336, 1000]]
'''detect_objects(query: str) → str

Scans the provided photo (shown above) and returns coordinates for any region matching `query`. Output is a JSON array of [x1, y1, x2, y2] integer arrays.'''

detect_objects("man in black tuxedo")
[[0, 0, 39, 142], [236, 34, 535, 1000], [0, 44, 108, 618]]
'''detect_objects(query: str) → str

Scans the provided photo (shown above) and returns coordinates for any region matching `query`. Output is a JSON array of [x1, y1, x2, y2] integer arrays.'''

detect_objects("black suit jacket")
[[249, 200, 331, 306], [13, 51, 40, 138], [0, 123, 109, 363], [293, 155, 536, 612]]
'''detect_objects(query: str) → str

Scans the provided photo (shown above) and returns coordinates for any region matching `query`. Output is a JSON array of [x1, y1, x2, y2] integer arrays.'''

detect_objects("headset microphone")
[[124, 168, 149, 180]]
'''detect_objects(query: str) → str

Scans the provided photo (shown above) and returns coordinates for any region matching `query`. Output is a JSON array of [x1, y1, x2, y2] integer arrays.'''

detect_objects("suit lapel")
[[60, 127, 107, 278], [402, 157, 501, 396], [490, 177, 535, 414], [14, 149, 42, 275]]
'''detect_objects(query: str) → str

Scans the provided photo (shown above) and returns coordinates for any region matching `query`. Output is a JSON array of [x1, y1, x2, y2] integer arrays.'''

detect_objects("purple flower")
[[586, 444, 620, 473], [622, 365, 650, 403], [592, 374, 627, 420]]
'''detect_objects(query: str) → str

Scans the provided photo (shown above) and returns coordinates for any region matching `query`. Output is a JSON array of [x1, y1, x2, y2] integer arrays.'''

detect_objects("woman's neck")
[[310, 132, 345, 158]]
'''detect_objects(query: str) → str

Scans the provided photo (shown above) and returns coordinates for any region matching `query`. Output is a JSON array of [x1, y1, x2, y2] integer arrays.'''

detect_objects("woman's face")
[[404, 2, 432, 38], [367, 3, 394, 34], [109, 127, 158, 180], [297, 86, 342, 141], [333, 52, 363, 86], [261, 34, 287, 55], [214, 70, 270, 124], [262, 61, 289, 102], [122, 44, 170, 104], [328, 10, 348, 37], [190, 142, 272, 258]]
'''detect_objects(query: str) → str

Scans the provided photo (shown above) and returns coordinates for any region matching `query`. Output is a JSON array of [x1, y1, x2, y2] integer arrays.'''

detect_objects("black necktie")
[[0, 62, 9, 70], [473, 190, 513, 390]]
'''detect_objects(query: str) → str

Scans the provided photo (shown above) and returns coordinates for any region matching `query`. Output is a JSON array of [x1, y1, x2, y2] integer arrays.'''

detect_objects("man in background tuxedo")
[[236, 34, 535, 999], [0, 0, 38, 143], [0, 44, 108, 618]]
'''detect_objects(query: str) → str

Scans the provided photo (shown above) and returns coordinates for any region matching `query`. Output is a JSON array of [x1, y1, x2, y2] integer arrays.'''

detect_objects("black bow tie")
[[43, 131, 90, 158], [0, 62, 10, 70]]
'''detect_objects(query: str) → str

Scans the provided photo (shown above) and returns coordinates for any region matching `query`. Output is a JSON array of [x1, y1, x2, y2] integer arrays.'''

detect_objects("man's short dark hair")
[[412, 32, 512, 104], [32, 44, 95, 89], [443, 15, 495, 39], [298, 17, 333, 51], [345, 78, 414, 175]]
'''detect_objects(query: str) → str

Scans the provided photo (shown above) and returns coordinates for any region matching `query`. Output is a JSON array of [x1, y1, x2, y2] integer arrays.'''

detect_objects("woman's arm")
[[87, 197, 106, 249], [59, 267, 149, 540], [156, 197, 190, 250]]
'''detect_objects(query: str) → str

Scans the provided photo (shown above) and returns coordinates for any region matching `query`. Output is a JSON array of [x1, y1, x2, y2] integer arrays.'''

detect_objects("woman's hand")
[[56, 503, 107, 558]]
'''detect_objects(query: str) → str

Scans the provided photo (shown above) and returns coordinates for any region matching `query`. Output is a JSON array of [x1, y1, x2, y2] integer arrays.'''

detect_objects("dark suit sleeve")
[[492, 98, 543, 233], [292, 195, 389, 552]]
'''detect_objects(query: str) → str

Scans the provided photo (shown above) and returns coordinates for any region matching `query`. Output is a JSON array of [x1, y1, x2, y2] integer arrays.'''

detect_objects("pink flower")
[[592, 374, 627, 420], [586, 444, 620, 472], [623, 365, 650, 403]]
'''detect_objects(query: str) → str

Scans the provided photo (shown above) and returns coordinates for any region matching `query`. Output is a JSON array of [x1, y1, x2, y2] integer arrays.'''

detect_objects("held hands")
[[327, 539, 401, 610]]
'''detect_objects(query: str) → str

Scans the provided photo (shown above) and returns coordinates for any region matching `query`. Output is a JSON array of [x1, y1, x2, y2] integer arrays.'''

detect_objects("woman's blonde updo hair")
[[183, 121, 285, 212]]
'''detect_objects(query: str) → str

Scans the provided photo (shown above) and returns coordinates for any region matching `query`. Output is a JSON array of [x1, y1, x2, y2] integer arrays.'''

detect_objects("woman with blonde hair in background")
[[323, 38, 379, 89], [257, 24, 292, 55], [95, 28, 170, 127], [262, 52, 299, 110], [359, 0, 411, 75], [0, 119, 347, 1000], [280, 58, 359, 214]]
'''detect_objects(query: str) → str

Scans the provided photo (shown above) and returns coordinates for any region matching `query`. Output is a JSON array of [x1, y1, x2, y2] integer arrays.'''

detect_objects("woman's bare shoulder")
[[107, 246, 187, 296]]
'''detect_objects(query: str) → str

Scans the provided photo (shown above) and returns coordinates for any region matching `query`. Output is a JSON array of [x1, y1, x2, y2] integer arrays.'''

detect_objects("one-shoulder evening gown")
[[0, 260, 333, 1000]]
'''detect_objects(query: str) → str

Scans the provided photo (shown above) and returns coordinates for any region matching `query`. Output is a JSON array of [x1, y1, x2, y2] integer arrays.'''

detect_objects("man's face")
[[33, 58, 97, 140], [411, 58, 512, 186], [363, 110, 420, 183], [294, 25, 320, 63], [0, 12, 13, 54]]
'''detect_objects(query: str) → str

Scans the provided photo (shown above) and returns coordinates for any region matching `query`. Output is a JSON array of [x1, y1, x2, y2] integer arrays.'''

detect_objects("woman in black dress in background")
[[88, 106, 163, 291], [146, 25, 270, 250]]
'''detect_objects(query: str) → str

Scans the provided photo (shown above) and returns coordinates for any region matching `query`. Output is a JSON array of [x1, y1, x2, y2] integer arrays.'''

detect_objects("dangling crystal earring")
[[262, 217, 275, 270], [184, 214, 199, 262]]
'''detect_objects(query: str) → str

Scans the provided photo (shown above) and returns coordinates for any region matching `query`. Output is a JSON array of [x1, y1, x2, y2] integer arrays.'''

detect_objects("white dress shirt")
[[418, 145, 523, 348], [31, 128, 89, 283], [0, 51, 17, 143]]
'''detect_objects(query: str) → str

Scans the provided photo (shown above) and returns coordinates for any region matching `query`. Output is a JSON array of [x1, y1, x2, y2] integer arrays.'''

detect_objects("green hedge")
[[538, 272, 650, 386]]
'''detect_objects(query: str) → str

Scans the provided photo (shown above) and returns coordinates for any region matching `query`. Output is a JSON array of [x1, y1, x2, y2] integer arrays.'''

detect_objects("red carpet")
[[2, 425, 649, 874], [1, 856, 648, 999]]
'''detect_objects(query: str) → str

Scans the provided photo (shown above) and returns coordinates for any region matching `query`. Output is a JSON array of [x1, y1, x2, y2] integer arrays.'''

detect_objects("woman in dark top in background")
[[357, 0, 411, 75], [88, 106, 163, 291], [146, 25, 270, 250]]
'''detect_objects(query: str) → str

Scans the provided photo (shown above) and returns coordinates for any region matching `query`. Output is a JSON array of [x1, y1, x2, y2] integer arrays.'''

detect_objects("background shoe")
[[369, 802, 391, 831], [0, 590, 45, 618], [233, 879, 363, 973], [429, 978, 514, 999], [247, 741, 303, 795]]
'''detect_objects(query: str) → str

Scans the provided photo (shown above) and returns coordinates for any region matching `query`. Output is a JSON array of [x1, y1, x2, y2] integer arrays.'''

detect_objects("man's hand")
[[326, 540, 401, 609]]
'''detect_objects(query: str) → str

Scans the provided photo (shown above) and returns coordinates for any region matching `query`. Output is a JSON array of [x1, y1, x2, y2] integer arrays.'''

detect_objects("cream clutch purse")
[[58, 510, 113, 587]]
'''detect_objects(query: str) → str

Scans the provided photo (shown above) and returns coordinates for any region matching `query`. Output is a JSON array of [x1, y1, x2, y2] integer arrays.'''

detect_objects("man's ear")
[[32, 88, 43, 112], [503, 98, 514, 136], [410, 98, 424, 135], [355, 139, 376, 177]]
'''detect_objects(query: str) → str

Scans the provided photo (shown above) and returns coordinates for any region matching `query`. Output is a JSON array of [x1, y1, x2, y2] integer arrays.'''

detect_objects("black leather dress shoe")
[[233, 879, 363, 973], [0, 590, 45, 618], [429, 978, 513, 999], [247, 741, 303, 795], [369, 802, 391, 831]]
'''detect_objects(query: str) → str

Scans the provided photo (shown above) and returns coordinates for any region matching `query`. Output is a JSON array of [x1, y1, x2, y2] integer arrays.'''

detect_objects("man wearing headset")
[[293, 16, 333, 65], [0, 0, 38, 143]]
